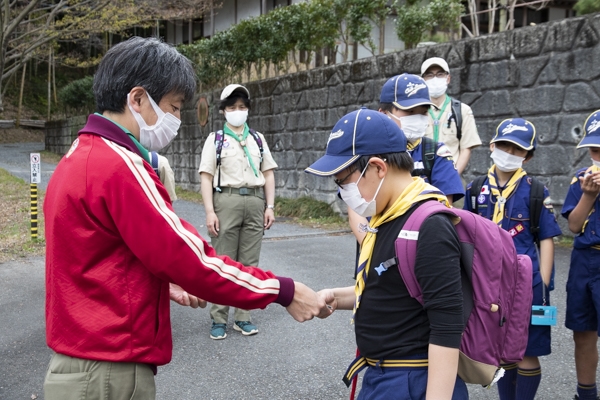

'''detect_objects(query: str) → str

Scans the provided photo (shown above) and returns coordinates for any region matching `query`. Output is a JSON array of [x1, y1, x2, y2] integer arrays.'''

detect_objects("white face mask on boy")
[[490, 148, 525, 172], [339, 164, 385, 218], [388, 113, 429, 143], [128, 92, 181, 151]]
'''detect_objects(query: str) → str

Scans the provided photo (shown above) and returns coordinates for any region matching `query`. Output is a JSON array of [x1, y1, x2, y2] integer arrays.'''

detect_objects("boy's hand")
[[580, 172, 600, 196]]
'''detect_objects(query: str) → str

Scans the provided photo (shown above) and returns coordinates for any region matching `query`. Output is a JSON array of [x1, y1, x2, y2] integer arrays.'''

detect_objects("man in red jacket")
[[43, 36, 329, 400]]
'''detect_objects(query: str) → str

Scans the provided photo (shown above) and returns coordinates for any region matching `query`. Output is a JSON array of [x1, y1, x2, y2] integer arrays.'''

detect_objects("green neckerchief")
[[94, 113, 150, 163], [428, 95, 451, 143], [223, 123, 259, 177]]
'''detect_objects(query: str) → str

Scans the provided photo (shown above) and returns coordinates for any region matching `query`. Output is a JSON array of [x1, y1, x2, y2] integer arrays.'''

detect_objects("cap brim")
[[491, 138, 533, 151], [305, 154, 360, 177], [393, 100, 435, 110], [577, 136, 600, 148]]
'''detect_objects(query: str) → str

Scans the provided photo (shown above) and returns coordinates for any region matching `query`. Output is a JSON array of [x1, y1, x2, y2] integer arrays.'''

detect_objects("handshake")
[[169, 282, 340, 322]]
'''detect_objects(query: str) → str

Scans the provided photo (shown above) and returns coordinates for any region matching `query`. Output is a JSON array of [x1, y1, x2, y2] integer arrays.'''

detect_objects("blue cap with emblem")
[[577, 110, 600, 148], [491, 118, 537, 151], [305, 108, 407, 177], [379, 73, 435, 110]]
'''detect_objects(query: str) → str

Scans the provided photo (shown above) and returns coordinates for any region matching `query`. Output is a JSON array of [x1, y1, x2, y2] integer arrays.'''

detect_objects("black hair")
[[379, 102, 397, 113], [93, 36, 197, 113], [352, 153, 413, 174], [219, 91, 251, 111]]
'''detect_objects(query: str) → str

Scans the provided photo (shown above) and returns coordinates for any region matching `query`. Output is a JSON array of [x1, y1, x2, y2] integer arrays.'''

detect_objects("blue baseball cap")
[[379, 73, 435, 110], [577, 110, 600, 148], [491, 118, 537, 151], [305, 108, 407, 177]]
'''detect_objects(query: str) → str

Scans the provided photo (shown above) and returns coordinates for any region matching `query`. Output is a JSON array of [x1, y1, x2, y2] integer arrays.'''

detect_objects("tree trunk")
[[17, 63, 26, 128]]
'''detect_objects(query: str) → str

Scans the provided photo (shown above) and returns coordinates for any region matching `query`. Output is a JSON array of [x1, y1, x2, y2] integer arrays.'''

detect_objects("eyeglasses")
[[333, 167, 358, 189], [422, 71, 448, 80]]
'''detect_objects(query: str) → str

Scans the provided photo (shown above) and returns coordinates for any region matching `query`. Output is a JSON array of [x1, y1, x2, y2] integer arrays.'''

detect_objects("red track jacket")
[[44, 115, 294, 366]]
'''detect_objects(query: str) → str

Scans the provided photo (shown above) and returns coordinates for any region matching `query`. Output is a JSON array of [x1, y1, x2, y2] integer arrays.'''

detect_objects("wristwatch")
[[266, 204, 275, 209]]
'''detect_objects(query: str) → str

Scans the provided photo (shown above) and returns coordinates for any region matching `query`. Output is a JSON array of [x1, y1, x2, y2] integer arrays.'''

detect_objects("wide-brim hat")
[[305, 108, 407, 177]]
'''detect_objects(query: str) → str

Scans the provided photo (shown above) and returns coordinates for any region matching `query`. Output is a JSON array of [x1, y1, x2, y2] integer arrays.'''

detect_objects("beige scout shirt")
[[425, 101, 482, 162], [157, 154, 177, 202], [198, 130, 278, 188]]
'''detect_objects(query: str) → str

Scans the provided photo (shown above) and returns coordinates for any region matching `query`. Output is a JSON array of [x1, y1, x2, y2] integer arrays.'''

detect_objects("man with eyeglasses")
[[421, 57, 481, 177]]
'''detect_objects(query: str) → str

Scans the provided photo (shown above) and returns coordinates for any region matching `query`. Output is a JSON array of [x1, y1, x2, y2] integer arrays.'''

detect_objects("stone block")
[[464, 64, 479, 92], [446, 46, 464, 69], [460, 92, 482, 106], [289, 71, 310, 92], [467, 146, 493, 175], [296, 92, 309, 111], [357, 80, 377, 104], [285, 111, 298, 131], [564, 82, 600, 112], [525, 145, 570, 175], [254, 78, 279, 98], [424, 43, 452, 62], [377, 53, 396, 79], [558, 112, 590, 145], [312, 130, 330, 150], [477, 60, 519, 90], [396, 48, 427, 74], [526, 115, 558, 144], [327, 85, 343, 108], [543, 18, 583, 53], [298, 110, 315, 131], [511, 86, 564, 115], [255, 97, 273, 115], [307, 88, 329, 109], [512, 25, 546, 57], [351, 58, 378, 82], [313, 110, 328, 130], [474, 119, 495, 144], [337, 63, 352, 83], [470, 90, 513, 118], [272, 76, 291, 95], [552, 49, 600, 83], [519, 56, 549, 87], [575, 19, 599, 48]]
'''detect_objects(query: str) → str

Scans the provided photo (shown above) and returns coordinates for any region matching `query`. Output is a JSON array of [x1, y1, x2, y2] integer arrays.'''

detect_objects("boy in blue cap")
[[307, 108, 468, 399], [464, 118, 562, 400], [561, 110, 600, 400], [348, 73, 464, 242]]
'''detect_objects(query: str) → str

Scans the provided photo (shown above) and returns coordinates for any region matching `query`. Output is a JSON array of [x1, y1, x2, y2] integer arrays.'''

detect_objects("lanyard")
[[428, 95, 451, 143]]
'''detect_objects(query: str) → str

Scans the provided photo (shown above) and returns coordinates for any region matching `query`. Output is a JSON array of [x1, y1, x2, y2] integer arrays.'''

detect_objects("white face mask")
[[128, 92, 181, 151], [490, 148, 525, 172], [225, 110, 248, 127], [339, 164, 385, 218], [426, 77, 448, 98], [592, 158, 600, 168], [388, 113, 429, 143]]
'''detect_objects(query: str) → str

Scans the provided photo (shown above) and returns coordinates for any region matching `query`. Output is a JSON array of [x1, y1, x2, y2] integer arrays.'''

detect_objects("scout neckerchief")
[[428, 95, 451, 143], [223, 123, 259, 177], [487, 165, 527, 226], [406, 138, 421, 151], [352, 178, 449, 321], [581, 165, 600, 234]]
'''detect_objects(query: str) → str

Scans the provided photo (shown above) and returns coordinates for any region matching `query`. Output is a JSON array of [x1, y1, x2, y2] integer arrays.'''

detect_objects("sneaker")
[[573, 395, 600, 400], [233, 320, 258, 336], [210, 322, 227, 340]]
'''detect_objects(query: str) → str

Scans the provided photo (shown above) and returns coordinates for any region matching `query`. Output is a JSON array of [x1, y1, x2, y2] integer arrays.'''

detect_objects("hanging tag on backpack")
[[531, 305, 557, 326]]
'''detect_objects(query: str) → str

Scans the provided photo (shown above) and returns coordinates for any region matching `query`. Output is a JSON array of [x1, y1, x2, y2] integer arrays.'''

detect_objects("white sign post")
[[30, 153, 41, 184]]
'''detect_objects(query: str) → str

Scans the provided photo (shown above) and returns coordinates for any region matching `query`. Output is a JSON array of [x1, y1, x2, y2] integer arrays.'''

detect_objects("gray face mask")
[[339, 164, 385, 218]]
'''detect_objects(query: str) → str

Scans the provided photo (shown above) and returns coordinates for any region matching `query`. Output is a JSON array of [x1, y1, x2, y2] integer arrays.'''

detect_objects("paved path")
[[0, 142, 598, 400]]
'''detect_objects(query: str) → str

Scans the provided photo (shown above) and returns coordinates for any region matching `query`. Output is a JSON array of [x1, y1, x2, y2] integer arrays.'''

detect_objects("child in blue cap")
[[561, 110, 600, 400], [347, 73, 464, 243], [307, 108, 468, 399], [464, 118, 562, 400]]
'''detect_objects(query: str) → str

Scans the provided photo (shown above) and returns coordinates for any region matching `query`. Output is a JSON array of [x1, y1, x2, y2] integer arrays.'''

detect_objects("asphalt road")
[[0, 142, 598, 399]]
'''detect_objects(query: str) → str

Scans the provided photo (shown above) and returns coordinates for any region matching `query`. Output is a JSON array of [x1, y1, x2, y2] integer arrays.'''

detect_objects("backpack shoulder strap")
[[421, 137, 436, 182], [150, 151, 160, 175], [395, 201, 458, 304], [248, 128, 264, 166], [450, 97, 463, 141], [470, 175, 487, 214], [529, 177, 545, 248], [214, 130, 224, 166]]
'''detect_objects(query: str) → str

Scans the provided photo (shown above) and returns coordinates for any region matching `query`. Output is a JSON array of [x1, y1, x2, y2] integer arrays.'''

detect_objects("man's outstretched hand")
[[169, 283, 207, 308], [286, 282, 332, 322]]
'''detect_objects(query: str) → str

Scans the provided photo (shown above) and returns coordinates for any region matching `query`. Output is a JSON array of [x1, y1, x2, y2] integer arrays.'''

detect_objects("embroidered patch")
[[405, 82, 427, 97], [66, 138, 79, 158], [413, 161, 424, 169], [223, 138, 231, 148], [501, 123, 529, 135], [328, 129, 344, 143], [543, 196, 554, 210], [436, 144, 453, 158], [589, 118, 600, 134], [570, 176, 578, 185], [480, 185, 490, 195], [508, 223, 525, 237], [478, 194, 486, 204]]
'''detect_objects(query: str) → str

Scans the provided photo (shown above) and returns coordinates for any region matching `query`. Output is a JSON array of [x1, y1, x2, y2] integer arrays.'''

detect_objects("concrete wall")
[[46, 13, 600, 227]]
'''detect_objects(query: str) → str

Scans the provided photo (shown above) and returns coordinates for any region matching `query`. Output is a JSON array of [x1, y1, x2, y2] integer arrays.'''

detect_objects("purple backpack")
[[395, 201, 532, 387]]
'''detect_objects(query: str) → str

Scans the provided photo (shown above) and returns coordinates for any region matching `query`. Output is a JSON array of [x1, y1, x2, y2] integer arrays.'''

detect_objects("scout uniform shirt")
[[199, 128, 278, 188], [562, 167, 600, 249], [409, 140, 465, 201], [464, 176, 562, 286], [425, 99, 482, 162]]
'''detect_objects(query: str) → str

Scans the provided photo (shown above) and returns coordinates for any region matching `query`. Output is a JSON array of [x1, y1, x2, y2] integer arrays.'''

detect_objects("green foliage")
[[57, 76, 96, 116], [574, 0, 600, 14], [393, 0, 463, 48], [275, 196, 341, 220]]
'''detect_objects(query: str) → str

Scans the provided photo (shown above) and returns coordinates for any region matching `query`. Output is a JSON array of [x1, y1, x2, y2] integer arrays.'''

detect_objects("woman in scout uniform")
[[198, 84, 278, 340], [464, 118, 562, 400]]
